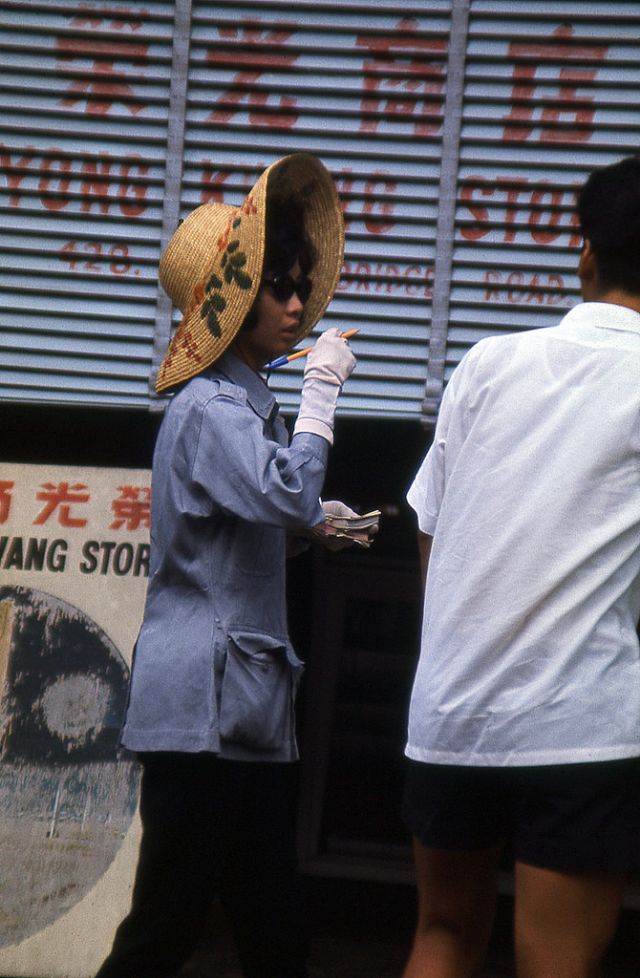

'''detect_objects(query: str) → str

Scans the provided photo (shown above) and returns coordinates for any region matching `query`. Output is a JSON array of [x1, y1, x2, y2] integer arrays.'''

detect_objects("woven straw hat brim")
[[155, 153, 344, 393]]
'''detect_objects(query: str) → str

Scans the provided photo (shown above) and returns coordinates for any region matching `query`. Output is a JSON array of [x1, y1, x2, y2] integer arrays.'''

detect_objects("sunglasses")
[[262, 273, 312, 304]]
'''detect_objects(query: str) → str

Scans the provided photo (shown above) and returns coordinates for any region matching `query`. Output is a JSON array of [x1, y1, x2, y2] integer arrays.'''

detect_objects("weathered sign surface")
[[0, 463, 150, 977]]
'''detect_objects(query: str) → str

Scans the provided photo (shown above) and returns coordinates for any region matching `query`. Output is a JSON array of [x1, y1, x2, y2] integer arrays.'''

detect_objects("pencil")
[[264, 329, 359, 371]]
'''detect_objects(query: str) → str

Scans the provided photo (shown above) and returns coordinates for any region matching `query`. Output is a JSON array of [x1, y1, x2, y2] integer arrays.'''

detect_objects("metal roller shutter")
[[0, 0, 175, 407], [159, 0, 453, 418], [422, 0, 640, 421], [1, 1, 639, 421]]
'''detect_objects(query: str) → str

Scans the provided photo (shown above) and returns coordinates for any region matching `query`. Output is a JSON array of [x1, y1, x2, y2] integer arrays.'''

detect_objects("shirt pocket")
[[218, 629, 303, 750]]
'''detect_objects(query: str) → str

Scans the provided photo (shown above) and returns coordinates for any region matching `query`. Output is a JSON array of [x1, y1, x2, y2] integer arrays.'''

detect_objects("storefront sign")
[[0, 463, 150, 978]]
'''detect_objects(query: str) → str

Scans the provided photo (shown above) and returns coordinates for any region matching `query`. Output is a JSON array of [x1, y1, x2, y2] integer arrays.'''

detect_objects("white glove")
[[321, 499, 359, 520], [293, 328, 356, 444]]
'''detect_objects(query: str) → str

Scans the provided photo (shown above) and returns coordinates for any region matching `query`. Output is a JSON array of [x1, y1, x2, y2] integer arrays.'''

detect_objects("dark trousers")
[[95, 752, 309, 978]]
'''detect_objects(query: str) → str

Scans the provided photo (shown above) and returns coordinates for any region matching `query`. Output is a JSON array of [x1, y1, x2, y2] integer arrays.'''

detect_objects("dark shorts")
[[402, 757, 640, 873]]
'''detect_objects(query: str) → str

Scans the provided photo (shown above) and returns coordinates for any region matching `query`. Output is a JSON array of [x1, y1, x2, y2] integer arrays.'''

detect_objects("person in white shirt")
[[402, 155, 640, 978]]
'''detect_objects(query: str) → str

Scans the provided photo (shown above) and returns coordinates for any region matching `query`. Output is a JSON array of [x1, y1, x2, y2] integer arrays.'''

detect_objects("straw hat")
[[155, 153, 345, 392]]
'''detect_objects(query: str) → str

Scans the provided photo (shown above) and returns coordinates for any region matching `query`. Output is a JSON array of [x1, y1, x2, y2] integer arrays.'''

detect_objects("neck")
[[229, 338, 262, 374], [584, 289, 640, 315]]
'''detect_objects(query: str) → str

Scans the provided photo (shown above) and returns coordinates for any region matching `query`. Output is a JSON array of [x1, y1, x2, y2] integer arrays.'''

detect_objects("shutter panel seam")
[[149, 0, 193, 408], [421, 0, 470, 426]]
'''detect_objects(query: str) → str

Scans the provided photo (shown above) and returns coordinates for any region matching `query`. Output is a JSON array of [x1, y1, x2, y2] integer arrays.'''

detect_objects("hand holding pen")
[[264, 329, 359, 371], [292, 327, 356, 443]]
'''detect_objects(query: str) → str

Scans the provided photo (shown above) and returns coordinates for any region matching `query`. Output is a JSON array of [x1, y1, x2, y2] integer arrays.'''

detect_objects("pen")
[[264, 329, 359, 371]]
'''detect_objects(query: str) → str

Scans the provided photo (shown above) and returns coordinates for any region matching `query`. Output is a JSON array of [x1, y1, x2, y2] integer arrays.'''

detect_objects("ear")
[[578, 239, 598, 298]]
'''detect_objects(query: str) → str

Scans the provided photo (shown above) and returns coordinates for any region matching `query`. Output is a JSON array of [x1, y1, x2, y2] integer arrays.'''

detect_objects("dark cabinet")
[[297, 552, 422, 881]]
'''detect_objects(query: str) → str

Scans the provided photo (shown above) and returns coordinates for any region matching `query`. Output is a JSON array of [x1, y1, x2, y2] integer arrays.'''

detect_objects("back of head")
[[577, 155, 640, 295]]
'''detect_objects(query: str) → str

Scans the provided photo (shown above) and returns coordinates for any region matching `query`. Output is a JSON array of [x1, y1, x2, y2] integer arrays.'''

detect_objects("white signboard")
[[0, 463, 151, 977]]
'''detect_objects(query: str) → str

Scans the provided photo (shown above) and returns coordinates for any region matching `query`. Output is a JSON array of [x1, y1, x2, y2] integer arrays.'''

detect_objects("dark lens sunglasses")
[[262, 273, 312, 304]]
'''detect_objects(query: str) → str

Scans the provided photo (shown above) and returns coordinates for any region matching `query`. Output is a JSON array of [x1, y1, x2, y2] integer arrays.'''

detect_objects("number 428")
[[59, 240, 135, 275]]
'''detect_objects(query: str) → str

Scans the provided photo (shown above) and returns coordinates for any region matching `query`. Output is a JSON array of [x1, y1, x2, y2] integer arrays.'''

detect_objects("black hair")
[[577, 155, 640, 295], [241, 193, 316, 331], [264, 193, 315, 277]]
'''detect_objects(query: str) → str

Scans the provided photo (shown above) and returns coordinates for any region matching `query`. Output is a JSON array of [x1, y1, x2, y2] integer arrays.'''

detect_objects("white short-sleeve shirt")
[[406, 302, 640, 766]]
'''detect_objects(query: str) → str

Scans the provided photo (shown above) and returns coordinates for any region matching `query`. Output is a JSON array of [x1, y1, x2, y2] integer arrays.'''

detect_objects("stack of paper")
[[322, 509, 381, 548]]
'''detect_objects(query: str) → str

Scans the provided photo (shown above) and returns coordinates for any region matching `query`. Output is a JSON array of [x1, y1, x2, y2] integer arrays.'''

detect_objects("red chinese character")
[[206, 22, 299, 128], [33, 482, 90, 527], [55, 7, 150, 116], [503, 25, 608, 144], [0, 481, 15, 524], [356, 19, 447, 136], [110, 486, 151, 531]]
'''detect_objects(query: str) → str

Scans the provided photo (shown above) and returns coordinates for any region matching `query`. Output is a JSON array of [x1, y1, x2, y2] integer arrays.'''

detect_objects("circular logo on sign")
[[0, 585, 139, 948]]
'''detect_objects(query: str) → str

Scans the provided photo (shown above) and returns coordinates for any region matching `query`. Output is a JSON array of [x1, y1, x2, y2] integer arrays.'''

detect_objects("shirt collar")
[[561, 301, 640, 335], [210, 350, 279, 422]]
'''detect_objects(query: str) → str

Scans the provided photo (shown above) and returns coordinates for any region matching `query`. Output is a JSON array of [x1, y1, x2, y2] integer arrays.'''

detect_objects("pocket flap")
[[228, 629, 286, 657]]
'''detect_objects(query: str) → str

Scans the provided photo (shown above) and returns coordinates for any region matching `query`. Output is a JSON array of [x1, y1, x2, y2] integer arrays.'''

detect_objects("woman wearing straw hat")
[[95, 154, 356, 978]]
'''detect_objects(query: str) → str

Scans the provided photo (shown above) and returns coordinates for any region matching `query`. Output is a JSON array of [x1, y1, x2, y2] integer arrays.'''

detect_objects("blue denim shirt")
[[121, 351, 328, 761]]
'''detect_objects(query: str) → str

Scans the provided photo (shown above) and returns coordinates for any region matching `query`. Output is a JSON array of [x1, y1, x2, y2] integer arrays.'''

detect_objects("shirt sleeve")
[[406, 347, 476, 534], [190, 388, 328, 528], [406, 413, 450, 535]]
